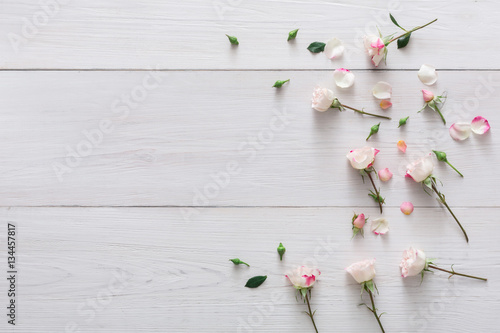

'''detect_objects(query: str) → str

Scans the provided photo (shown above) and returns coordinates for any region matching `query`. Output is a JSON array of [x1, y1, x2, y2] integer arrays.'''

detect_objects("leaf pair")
[[389, 13, 411, 49]]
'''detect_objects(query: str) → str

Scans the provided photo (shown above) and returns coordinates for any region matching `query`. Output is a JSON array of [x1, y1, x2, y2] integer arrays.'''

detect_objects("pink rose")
[[352, 213, 366, 229], [422, 89, 434, 102]]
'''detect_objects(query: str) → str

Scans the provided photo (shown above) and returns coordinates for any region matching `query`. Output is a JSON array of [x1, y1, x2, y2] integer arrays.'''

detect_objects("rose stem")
[[386, 18, 438, 45], [431, 183, 469, 243], [341, 104, 391, 120], [428, 265, 487, 281], [433, 104, 447, 125], [446, 161, 464, 177], [305, 293, 319, 333], [367, 171, 383, 213], [368, 289, 385, 333]]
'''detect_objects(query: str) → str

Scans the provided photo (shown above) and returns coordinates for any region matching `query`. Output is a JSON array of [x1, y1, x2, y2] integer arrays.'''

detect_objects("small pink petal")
[[422, 89, 434, 102], [378, 168, 393, 182], [397, 140, 407, 153], [400, 202, 414, 215], [449, 122, 472, 141], [471, 116, 490, 135], [380, 100, 392, 110]]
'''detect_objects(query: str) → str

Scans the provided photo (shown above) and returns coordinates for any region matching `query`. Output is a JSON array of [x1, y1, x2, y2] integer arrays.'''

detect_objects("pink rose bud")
[[378, 168, 393, 182], [400, 202, 414, 215], [422, 89, 434, 102], [353, 213, 366, 229]]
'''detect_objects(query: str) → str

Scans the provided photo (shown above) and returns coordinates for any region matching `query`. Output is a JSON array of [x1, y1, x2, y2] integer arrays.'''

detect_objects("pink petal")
[[471, 116, 490, 135], [380, 100, 392, 110], [400, 202, 414, 215], [397, 140, 407, 153], [378, 168, 393, 182], [449, 122, 472, 141]]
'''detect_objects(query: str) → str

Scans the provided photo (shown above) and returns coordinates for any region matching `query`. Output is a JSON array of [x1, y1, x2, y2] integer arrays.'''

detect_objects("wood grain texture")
[[1, 0, 500, 69], [0, 70, 497, 207], [0, 207, 497, 332]]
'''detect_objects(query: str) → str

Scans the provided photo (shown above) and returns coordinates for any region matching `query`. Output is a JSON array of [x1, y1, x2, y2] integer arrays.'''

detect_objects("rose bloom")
[[346, 259, 376, 284], [406, 154, 434, 182], [353, 213, 366, 229], [311, 87, 334, 112], [346, 147, 379, 170], [286, 266, 321, 289], [363, 35, 386, 66], [400, 247, 427, 277]]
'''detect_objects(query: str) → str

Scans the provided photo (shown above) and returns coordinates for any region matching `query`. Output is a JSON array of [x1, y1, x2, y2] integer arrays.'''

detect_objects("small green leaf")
[[307, 42, 326, 53], [245, 275, 267, 288], [389, 13, 405, 30], [226, 34, 239, 45], [288, 29, 299, 41], [397, 32, 411, 49], [273, 79, 290, 88]]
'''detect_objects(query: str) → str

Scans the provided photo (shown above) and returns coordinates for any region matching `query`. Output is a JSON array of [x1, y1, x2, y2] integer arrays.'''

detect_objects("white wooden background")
[[0, 1, 499, 332]]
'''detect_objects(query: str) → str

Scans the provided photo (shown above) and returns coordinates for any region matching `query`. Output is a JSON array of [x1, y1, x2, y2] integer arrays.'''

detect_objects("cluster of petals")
[[450, 116, 490, 140]]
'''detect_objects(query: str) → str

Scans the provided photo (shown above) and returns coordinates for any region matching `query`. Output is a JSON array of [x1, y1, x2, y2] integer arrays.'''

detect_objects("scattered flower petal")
[[421, 89, 434, 103], [378, 168, 393, 182], [471, 116, 490, 135], [324, 38, 344, 59], [371, 218, 389, 235], [400, 202, 414, 215], [449, 122, 472, 141], [311, 86, 335, 112], [397, 140, 407, 153], [380, 100, 392, 109], [418, 64, 438, 85], [372, 81, 392, 99], [333, 68, 355, 88]]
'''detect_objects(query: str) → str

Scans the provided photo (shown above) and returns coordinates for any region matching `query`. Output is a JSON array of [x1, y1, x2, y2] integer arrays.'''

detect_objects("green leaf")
[[245, 275, 267, 288], [389, 13, 404, 30], [397, 32, 411, 49], [307, 42, 326, 53], [288, 29, 299, 41], [273, 79, 290, 88], [226, 34, 239, 45]]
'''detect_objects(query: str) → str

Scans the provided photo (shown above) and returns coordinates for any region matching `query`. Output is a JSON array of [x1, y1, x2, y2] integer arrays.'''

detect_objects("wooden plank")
[[0, 70, 497, 207], [0, 207, 497, 332], [1, 0, 499, 69]]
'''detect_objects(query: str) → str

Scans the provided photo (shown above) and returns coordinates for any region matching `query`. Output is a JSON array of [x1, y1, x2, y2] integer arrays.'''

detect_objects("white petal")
[[371, 218, 389, 235], [333, 68, 355, 88], [372, 81, 392, 99], [418, 64, 438, 85], [449, 122, 472, 141], [324, 38, 344, 59], [471, 116, 491, 134]]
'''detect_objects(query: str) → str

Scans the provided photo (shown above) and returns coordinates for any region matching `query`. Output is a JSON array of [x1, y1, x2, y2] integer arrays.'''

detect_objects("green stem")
[[368, 289, 385, 333], [433, 104, 446, 125], [341, 104, 391, 120], [305, 293, 319, 333], [428, 265, 487, 281], [386, 18, 438, 45], [445, 161, 463, 177], [431, 184, 469, 243], [367, 171, 383, 213]]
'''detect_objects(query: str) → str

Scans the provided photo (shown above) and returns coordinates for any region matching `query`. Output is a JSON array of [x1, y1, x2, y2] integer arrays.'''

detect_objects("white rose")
[[285, 266, 321, 289], [311, 87, 334, 112], [346, 146, 380, 170], [406, 154, 434, 182], [363, 35, 386, 67], [400, 247, 427, 277], [346, 259, 376, 284]]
